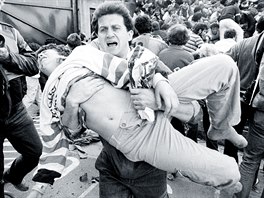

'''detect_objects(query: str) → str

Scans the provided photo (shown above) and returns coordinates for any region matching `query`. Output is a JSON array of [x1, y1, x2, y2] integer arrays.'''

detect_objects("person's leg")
[[201, 103, 218, 150], [168, 54, 247, 148], [236, 109, 264, 198], [3, 103, 42, 185], [0, 128, 5, 198], [224, 101, 251, 162], [96, 139, 168, 198], [112, 109, 240, 190]]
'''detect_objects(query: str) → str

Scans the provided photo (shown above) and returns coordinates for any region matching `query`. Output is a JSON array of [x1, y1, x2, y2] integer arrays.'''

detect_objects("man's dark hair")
[[91, 1, 134, 34], [192, 12, 203, 22], [36, 43, 71, 57], [224, 29, 236, 39], [151, 21, 160, 31], [192, 22, 208, 34], [66, 33, 81, 50], [134, 14, 152, 34], [167, 24, 190, 45], [256, 15, 264, 33], [210, 23, 219, 29]]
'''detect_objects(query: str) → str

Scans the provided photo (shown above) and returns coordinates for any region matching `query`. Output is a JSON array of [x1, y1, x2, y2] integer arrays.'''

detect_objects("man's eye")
[[99, 28, 106, 33], [113, 26, 120, 31]]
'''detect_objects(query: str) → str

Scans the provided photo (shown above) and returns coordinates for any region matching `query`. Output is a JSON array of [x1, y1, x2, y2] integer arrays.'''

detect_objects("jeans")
[[236, 109, 264, 198], [96, 138, 168, 198], [0, 102, 42, 196]]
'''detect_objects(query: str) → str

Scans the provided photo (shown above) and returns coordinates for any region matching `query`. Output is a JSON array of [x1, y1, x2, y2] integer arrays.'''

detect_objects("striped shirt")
[[184, 32, 204, 53]]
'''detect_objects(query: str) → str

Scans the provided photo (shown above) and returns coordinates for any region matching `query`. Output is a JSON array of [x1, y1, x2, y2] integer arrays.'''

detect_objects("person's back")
[[132, 34, 168, 55], [215, 28, 237, 53], [158, 24, 194, 70], [226, 34, 259, 91], [132, 14, 168, 55], [219, 4, 240, 21]]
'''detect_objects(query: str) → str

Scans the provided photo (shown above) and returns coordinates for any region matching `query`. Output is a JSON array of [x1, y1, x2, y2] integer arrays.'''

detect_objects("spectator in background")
[[218, 0, 244, 42], [158, 24, 194, 70], [151, 20, 168, 42], [255, 15, 264, 34], [66, 33, 82, 51], [207, 23, 220, 44], [239, 11, 256, 38], [215, 29, 237, 53], [132, 14, 168, 55], [79, 32, 88, 44], [192, 22, 209, 42], [235, 28, 264, 198], [184, 22, 204, 53]]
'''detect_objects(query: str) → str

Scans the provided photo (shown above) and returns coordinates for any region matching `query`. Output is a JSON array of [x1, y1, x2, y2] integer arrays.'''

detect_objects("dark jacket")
[[0, 21, 38, 113]]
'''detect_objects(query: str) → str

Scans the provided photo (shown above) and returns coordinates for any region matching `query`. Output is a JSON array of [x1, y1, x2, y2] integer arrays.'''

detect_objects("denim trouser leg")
[[96, 139, 168, 198], [236, 109, 264, 198], [168, 54, 241, 130], [2, 103, 42, 184]]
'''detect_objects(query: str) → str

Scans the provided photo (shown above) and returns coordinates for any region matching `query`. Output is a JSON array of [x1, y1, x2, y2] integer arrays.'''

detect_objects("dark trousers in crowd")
[[224, 101, 252, 162], [0, 103, 42, 197]]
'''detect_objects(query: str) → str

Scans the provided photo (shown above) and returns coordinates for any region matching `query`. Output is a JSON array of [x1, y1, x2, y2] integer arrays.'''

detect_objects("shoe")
[[252, 178, 260, 193], [3, 173, 29, 191]]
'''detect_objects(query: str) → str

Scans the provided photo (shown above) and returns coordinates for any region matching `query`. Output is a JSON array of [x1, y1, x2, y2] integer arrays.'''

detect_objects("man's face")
[[37, 49, 62, 76], [211, 27, 219, 35], [97, 14, 133, 58]]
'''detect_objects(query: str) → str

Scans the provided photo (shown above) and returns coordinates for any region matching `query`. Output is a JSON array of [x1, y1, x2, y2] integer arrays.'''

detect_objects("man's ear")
[[128, 30, 134, 41]]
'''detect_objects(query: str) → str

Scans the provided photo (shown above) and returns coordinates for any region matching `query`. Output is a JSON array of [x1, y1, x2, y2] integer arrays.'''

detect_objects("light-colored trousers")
[[109, 54, 241, 189]]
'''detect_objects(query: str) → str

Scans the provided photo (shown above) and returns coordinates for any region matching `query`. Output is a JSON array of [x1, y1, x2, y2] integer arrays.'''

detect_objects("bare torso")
[[80, 80, 131, 141]]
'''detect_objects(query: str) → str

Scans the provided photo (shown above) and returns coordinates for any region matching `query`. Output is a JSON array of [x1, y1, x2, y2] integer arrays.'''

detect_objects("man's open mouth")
[[107, 42, 118, 47]]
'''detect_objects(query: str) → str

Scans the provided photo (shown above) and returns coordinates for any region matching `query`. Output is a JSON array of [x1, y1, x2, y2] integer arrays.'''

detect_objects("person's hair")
[[224, 29, 236, 39], [134, 14, 152, 34], [28, 42, 41, 52], [209, 23, 219, 29], [91, 1, 134, 34], [184, 21, 193, 29], [66, 33, 81, 50], [192, 22, 208, 34], [192, 12, 203, 22], [36, 43, 71, 57], [256, 15, 264, 33], [167, 24, 190, 45], [151, 21, 160, 31], [193, 6, 202, 13]]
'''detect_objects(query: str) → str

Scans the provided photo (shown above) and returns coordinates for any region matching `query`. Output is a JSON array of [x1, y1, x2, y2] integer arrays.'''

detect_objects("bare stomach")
[[80, 82, 131, 141]]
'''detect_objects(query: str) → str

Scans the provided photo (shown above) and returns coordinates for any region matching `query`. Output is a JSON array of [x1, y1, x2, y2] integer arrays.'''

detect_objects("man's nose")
[[106, 29, 114, 38]]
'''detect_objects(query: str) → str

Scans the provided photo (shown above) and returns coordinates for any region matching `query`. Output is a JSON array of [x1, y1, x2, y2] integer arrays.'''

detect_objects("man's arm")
[[0, 28, 38, 76], [130, 88, 200, 122]]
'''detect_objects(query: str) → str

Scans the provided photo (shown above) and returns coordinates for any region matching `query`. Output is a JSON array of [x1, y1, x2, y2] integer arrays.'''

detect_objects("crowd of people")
[[1, 0, 264, 197]]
